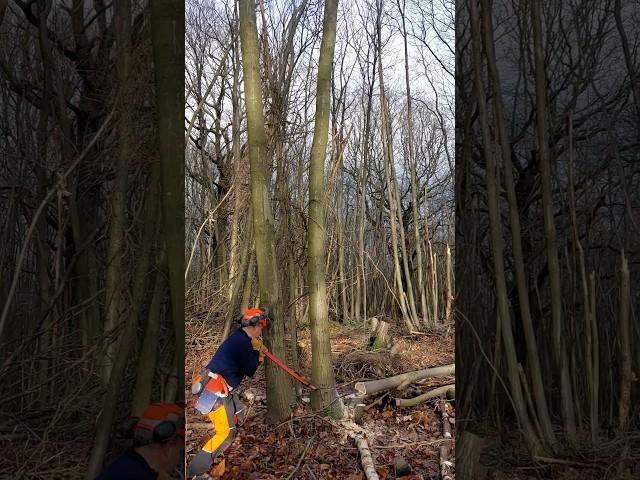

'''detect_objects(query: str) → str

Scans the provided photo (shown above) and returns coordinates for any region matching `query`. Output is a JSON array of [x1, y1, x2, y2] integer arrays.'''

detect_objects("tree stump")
[[354, 403, 366, 425], [368, 318, 389, 349]]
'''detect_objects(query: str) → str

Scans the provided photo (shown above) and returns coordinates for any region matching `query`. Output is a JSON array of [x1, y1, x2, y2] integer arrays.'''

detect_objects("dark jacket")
[[96, 447, 157, 480], [206, 328, 260, 388]]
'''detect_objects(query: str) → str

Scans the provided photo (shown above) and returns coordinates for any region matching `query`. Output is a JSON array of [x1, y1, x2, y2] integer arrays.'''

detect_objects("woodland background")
[[456, 0, 640, 477], [0, 1, 184, 478]]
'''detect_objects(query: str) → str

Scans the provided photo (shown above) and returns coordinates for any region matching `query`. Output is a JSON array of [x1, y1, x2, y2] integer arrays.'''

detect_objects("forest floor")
[[186, 317, 455, 480]]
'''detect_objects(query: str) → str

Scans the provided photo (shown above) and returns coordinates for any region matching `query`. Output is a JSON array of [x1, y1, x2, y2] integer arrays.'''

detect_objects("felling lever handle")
[[263, 350, 318, 390]]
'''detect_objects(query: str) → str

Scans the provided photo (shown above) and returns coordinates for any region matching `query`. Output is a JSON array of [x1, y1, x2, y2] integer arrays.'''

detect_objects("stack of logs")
[[350, 355, 455, 479]]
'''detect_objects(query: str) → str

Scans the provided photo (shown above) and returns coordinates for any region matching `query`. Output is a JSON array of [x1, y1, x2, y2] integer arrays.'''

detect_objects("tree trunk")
[[531, 0, 576, 441], [132, 264, 166, 416], [618, 251, 631, 432], [288, 260, 302, 397], [150, 0, 185, 398], [307, 0, 341, 416], [395, 384, 454, 407], [458, 431, 487, 480], [239, 0, 294, 422], [355, 436, 380, 480], [480, 0, 555, 447], [103, 0, 131, 384], [398, 0, 427, 329], [469, 0, 541, 454]]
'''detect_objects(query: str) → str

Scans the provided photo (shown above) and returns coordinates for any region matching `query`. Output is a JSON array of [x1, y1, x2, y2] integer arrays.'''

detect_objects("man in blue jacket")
[[188, 307, 269, 477], [96, 402, 185, 480]]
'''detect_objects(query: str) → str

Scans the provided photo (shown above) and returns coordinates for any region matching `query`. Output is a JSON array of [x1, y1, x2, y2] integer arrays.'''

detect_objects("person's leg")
[[187, 397, 236, 476], [231, 393, 247, 425]]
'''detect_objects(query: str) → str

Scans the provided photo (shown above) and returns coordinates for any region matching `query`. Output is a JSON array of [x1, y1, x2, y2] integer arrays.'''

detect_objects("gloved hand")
[[251, 337, 268, 362]]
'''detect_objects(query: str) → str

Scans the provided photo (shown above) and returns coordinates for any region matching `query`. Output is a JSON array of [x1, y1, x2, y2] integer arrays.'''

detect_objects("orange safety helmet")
[[240, 307, 270, 328], [133, 402, 185, 445]]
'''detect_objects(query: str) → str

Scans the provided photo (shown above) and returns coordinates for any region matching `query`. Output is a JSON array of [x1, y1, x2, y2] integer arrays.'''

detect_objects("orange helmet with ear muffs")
[[132, 403, 185, 446], [240, 307, 270, 328]]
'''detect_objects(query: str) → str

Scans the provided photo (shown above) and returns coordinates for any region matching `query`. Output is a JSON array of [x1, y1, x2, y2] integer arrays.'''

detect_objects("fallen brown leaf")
[[209, 458, 225, 478]]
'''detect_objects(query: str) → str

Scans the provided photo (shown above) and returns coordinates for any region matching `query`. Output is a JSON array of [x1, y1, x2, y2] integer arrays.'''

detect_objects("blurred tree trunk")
[[531, 0, 576, 442], [469, 0, 541, 455], [103, 0, 131, 383], [150, 0, 185, 399], [132, 257, 166, 416], [238, 0, 294, 422], [0, 0, 7, 25], [228, 10, 243, 303], [618, 251, 631, 432], [480, 0, 555, 447]]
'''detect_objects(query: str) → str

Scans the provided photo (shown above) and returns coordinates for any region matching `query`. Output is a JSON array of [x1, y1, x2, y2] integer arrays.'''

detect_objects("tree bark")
[[103, 0, 131, 383], [618, 251, 631, 432], [307, 0, 341, 415], [150, 0, 185, 398], [239, 0, 294, 422]]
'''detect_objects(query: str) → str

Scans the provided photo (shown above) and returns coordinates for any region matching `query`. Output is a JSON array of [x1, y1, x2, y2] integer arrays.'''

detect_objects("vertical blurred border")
[[456, 0, 640, 478], [0, 0, 185, 477]]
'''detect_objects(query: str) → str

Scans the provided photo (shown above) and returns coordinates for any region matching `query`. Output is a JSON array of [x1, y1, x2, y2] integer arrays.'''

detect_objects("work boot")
[[188, 451, 214, 477]]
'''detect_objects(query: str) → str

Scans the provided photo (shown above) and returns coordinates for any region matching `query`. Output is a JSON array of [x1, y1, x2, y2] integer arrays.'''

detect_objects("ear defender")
[[152, 420, 178, 443], [240, 308, 269, 327], [132, 403, 185, 446]]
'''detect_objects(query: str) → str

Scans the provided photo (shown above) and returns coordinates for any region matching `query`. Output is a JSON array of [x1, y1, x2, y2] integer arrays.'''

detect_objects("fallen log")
[[355, 364, 454, 397], [395, 384, 455, 407], [354, 435, 380, 480], [439, 401, 453, 480]]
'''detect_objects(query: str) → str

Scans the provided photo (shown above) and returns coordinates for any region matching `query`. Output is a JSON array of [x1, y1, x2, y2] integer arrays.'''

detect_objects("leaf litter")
[[186, 319, 455, 479]]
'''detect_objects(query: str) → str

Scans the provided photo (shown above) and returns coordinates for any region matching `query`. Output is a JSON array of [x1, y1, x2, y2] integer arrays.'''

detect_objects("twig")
[[364, 392, 389, 411], [305, 464, 318, 480], [185, 184, 234, 280], [371, 439, 446, 449], [533, 456, 599, 468], [285, 435, 316, 480]]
